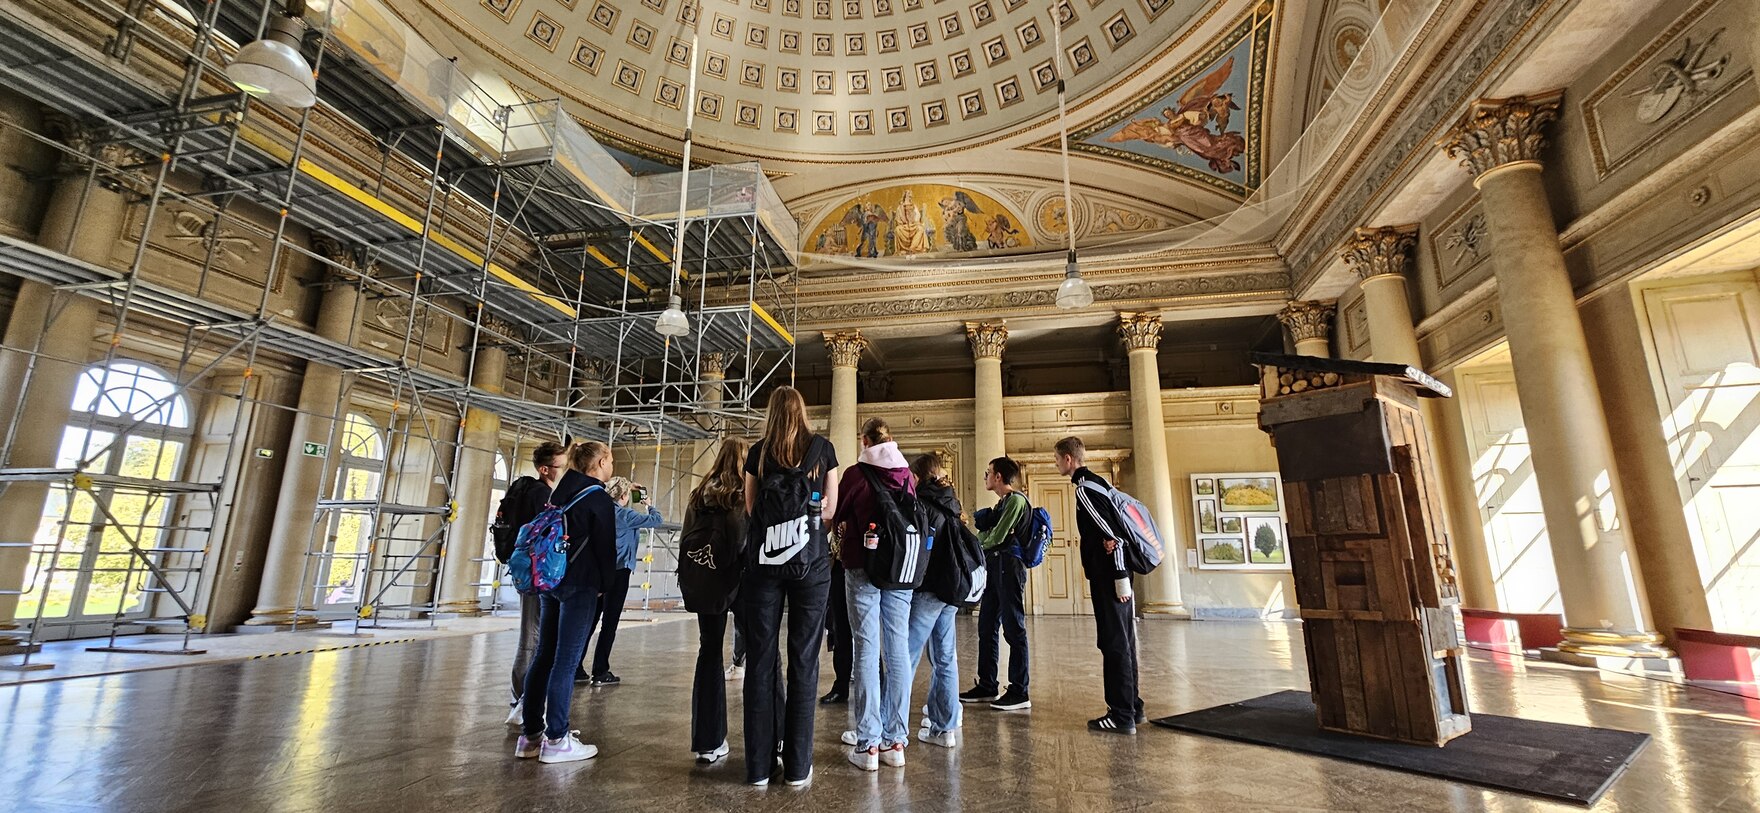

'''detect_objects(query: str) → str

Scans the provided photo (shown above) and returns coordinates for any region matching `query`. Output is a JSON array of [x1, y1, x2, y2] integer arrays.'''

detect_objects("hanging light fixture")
[[656, 25, 702, 338], [655, 293, 690, 336], [224, 0, 317, 109], [1051, 2, 1093, 309]]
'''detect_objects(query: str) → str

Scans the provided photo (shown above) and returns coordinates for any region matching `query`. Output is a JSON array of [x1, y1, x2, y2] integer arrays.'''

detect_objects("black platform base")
[[1150, 690, 1648, 806]]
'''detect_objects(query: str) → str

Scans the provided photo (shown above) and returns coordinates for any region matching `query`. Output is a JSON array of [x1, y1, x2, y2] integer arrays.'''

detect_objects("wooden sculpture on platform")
[[1251, 353, 1471, 747]]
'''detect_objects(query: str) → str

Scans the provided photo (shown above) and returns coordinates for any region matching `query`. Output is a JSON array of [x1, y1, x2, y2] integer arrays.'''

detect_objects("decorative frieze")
[[964, 321, 1008, 359], [1276, 300, 1337, 343], [797, 270, 1290, 325], [1439, 92, 1564, 178], [1118, 311, 1164, 352], [824, 330, 869, 368], [1342, 225, 1419, 282]]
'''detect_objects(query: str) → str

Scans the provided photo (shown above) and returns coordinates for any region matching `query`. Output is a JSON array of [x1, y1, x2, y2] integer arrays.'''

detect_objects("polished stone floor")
[[3, 616, 1756, 812]]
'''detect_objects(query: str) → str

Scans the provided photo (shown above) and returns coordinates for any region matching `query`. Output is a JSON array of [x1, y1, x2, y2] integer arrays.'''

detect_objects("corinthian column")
[[0, 116, 132, 638], [247, 237, 363, 626], [1119, 313, 1188, 618], [1343, 226, 1423, 367], [824, 331, 867, 470], [966, 321, 1008, 501], [1441, 93, 1668, 660], [436, 318, 512, 616], [1276, 300, 1337, 358]]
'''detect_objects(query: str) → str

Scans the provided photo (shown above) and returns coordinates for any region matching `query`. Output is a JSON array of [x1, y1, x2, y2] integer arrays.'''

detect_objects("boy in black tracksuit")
[[1057, 436, 1144, 734]]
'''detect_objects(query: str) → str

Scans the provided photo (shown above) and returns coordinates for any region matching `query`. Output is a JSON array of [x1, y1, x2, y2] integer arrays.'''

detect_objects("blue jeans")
[[846, 568, 912, 749], [908, 592, 960, 734], [520, 587, 600, 741]]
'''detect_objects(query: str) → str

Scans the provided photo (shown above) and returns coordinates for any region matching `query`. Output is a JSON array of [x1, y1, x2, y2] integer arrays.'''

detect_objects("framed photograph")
[[1191, 472, 1289, 571], [1218, 476, 1280, 512], [1197, 499, 1217, 534], [1245, 517, 1287, 565], [1201, 537, 1246, 565]]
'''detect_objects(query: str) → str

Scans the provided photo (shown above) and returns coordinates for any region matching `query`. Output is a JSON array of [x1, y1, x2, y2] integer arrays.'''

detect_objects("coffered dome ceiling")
[[403, 0, 1337, 250]]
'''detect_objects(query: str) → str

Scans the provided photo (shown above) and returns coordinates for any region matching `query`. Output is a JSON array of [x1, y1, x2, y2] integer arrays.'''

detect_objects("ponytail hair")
[[860, 416, 892, 447]]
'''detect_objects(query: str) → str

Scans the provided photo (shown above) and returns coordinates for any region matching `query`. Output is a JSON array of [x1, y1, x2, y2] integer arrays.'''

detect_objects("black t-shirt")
[[743, 435, 837, 495]]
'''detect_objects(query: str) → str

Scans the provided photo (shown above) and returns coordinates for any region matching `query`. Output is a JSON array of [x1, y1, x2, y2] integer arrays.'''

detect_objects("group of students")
[[499, 385, 1147, 783]]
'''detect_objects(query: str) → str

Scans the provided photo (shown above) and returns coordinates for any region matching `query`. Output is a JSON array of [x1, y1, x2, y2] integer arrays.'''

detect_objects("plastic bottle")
[[863, 523, 879, 550], [807, 491, 822, 537]]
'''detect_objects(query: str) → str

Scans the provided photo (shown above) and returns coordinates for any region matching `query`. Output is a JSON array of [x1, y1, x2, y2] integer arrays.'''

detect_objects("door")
[[1025, 477, 1089, 616], [1643, 279, 1760, 634], [1457, 366, 1559, 613]]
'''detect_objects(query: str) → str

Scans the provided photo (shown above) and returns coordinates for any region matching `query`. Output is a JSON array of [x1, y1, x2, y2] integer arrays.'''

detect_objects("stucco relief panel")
[[1581, 0, 1755, 179], [1430, 197, 1491, 293]]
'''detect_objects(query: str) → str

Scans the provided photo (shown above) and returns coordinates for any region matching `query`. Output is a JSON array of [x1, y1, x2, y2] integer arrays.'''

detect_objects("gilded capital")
[[1277, 300, 1337, 343], [578, 357, 615, 385], [701, 351, 730, 379], [964, 321, 1008, 359], [312, 234, 363, 285], [41, 111, 146, 178], [824, 330, 868, 368], [1342, 225, 1419, 283], [1439, 92, 1564, 179], [479, 315, 519, 343], [1117, 312, 1163, 352]]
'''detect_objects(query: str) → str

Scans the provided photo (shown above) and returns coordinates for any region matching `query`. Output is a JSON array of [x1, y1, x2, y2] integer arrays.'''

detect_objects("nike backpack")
[[1078, 480, 1165, 574], [859, 464, 935, 591], [921, 500, 986, 608], [507, 485, 602, 594], [748, 438, 829, 580]]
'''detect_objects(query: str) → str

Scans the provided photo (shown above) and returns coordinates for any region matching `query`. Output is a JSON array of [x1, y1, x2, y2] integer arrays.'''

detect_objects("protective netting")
[[792, 0, 1445, 273]]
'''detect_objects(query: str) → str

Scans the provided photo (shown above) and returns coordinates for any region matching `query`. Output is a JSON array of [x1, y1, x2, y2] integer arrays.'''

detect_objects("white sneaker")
[[505, 702, 523, 726], [879, 743, 906, 768], [785, 767, 813, 787], [695, 740, 730, 764], [538, 731, 598, 764], [917, 728, 958, 748], [514, 734, 541, 758], [848, 746, 878, 772], [839, 730, 858, 746], [725, 664, 745, 681]]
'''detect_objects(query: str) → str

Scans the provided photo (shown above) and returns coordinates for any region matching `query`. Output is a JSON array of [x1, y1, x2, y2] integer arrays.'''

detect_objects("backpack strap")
[[560, 484, 605, 566]]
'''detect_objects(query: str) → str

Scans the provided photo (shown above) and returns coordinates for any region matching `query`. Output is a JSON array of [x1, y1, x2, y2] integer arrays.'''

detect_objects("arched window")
[[18, 362, 192, 629], [319, 413, 384, 607]]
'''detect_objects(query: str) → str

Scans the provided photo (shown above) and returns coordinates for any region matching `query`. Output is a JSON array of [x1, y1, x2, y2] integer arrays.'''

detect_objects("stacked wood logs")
[[1275, 368, 1342, 396]]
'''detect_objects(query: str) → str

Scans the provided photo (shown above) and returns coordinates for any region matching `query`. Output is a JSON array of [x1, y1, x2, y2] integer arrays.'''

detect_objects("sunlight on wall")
[[1663, 364, 1760, 634]]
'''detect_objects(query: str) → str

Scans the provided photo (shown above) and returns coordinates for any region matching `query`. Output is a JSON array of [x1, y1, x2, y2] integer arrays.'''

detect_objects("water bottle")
[[807, 491, 823, 537], [863, 523, 879, 550]]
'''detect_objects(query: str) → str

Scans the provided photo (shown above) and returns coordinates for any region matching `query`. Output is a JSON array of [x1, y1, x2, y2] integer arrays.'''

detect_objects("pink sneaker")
[[514, 734, 541, 759]]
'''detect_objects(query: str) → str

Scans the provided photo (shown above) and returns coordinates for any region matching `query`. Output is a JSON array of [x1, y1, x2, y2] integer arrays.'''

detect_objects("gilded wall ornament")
[[1341, 225, 1418, 282], [1438, 92, 1564, 177]]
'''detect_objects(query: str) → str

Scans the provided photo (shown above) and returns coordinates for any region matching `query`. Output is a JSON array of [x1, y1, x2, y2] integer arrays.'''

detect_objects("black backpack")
[[491, 476, 541, 564], [678, 504, 743, 614], [919, 492, 986, 608], [749, 438, 830, 580], [859, 464, 935, 590]]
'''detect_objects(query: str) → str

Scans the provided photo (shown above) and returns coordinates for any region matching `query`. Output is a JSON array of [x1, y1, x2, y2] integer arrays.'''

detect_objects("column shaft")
[[973, 356, 1004, 499], [824, 332, 867, 474], [437, 344, 507, 615], [1429, 371, 1498, 608], [1359, 275, 1423, 366], [1476, 162, 1662, 654], [1125, 345, 1187, 616]]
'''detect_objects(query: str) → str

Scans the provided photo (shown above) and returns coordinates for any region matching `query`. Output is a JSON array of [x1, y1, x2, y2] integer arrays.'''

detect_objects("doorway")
[[1454, 349, 1560, 613]]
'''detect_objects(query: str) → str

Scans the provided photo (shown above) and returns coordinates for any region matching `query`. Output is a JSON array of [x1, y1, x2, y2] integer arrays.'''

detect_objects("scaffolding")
[[0, 0, 796, 663]]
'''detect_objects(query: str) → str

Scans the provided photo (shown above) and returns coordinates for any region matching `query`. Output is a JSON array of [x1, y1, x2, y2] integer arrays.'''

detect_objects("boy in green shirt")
[[960, 456, 1032, 710]]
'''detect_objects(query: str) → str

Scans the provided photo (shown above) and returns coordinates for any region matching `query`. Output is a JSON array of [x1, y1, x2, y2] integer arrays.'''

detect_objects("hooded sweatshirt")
[[830, 440, 915, 573]]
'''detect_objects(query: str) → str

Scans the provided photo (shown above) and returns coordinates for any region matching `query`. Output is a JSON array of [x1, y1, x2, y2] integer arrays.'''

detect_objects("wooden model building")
[[1251, 353, 1472, 746]]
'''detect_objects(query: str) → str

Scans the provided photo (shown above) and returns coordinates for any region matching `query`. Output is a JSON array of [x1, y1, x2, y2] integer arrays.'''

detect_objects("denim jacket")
[[613, 504, 664, 571]]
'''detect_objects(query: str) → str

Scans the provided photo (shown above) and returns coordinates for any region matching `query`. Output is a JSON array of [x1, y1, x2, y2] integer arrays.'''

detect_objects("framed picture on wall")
[[1191, 472, 1289, 572]]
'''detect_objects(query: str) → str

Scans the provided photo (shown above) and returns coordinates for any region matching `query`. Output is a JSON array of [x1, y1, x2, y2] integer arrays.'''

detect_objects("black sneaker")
[[1089, 715, 1136, 735], [959, 685, 1000, 704], [1136, 711, 1148, 725], [590, 672, 621, 685], [990, 687, 1031, 710], [573, 669, 591, 683], [818, 688, 848, 705]]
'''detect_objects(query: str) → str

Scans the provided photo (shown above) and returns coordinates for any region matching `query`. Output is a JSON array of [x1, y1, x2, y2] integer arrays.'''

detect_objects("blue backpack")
[[508, 485, 602, 595], [1017, 504, 1053, 568]]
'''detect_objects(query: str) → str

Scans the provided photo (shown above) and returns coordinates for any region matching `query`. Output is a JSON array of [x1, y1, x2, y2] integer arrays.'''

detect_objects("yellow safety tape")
[[247, 638, 418, 660]]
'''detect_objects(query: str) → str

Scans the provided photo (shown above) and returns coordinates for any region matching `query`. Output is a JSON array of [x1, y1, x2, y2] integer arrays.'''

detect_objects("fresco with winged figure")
[[1069, 13, 1269, 197], [804, 184, 1031, 261]]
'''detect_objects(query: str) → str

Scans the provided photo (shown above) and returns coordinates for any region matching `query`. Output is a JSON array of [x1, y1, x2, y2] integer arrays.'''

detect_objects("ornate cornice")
[[965, 321, 1009, 360], [824, 331, 869, 369], [1118, 312, 1164, 352], [1277, 300, 1337, 343], [798, 270, 1291, 327], [1342, 225, 1419, 283], [1439, 92, 1564, 179]]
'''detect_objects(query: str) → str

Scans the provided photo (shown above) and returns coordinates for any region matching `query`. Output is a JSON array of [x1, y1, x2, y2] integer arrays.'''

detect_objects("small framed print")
[[1193, 472, 1288, 571]]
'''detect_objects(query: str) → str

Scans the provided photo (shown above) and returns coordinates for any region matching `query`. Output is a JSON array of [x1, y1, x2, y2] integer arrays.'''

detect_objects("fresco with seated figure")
[[804, 184, 1031, 261]]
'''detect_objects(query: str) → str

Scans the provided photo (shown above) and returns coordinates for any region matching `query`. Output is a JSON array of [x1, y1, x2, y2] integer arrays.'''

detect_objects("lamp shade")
[[225, 17, 316, 109], [655, 295, 690, 337], [1056, 261, 1094, 309]]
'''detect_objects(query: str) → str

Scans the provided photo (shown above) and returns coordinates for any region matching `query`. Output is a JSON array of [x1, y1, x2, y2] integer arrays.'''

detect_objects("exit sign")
[[302, 442, 328, 457]]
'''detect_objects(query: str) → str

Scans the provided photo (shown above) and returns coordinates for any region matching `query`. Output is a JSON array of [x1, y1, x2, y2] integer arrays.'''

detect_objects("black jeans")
[[692, 611, 730, 752], [587, 568, 632, 675], [826, 561, 852, 693], [740, 559, 830, 783], [1089, 578, 1143, 721], [976, 550, 1029, 693]]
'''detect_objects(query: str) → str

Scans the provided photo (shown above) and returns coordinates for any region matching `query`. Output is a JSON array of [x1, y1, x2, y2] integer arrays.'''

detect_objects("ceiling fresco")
[[803, 183, 1029, 259]]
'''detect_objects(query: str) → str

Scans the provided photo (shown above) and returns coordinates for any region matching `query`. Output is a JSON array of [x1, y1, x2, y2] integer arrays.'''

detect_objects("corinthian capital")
[[1277, 300, 1337, 343], [964, 321, 1008, 359], [1342, 225, 1419, 283], [1439, 91, 1564, 179], [824, 330, 868, 368], [1117, 312, 1163, 352], [701, 351, 730, 379]]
